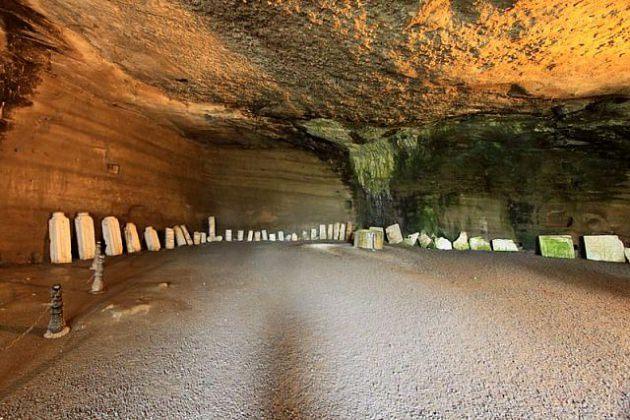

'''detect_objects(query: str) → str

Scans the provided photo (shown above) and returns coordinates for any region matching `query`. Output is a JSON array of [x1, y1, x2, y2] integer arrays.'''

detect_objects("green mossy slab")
[[538, 235, 575, 259]]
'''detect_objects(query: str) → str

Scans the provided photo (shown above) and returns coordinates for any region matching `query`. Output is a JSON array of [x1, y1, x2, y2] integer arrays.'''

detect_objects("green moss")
[[539, 236, 575, 259], [350, 139, 396, 195], [301, 118, 353, 146]]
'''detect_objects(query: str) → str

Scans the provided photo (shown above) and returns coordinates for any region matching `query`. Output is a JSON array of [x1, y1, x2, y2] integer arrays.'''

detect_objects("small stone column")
[[44, 284, 70, 339]]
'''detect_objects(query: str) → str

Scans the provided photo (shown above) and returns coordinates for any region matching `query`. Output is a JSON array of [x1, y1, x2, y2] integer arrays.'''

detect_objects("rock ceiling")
[[2, 0, 630, 143]]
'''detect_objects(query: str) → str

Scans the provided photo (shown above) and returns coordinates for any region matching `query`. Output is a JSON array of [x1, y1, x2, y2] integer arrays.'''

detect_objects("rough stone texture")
[[492, 239, 519, 252], [124, 223, 142, 254], [48, 212, 71, 264], [385, 224, 403, 244], [2, 245, 628, 417], [469, 236, 492, 251], [435, 237, 453, 250], [453, 232, 470, 251], [102, 217, 123, 257], [74, 213, 96, 261]]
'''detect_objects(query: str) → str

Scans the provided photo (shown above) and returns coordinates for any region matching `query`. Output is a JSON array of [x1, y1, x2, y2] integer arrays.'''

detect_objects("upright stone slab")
[[492, 239, 519, 252], [346, 222, 353, 241], [469, 236, 491, 251], [201, 232, 207, 243], [311, 228, 318, 240], [208, 216, 216, 240], [278, 231, 285, 241], [354, 229, 376, 250], [193, 232, 202, 245], [435, 237, 453, 250], [583, 235, 625, 262], [418, 232, 433, 249], [453, 232, 469, 251], [302, 230, 309, 240], [340, 224, 346, 242], [319, 224, 327, 240], [165, 228, 175, 249], [291, 233, 298, 241], [327, 224, 334, 240], [247, 230, 254, 242], [49, 212, 72, 264], [385, 224, 403, 244], [237, 230, 244, 241], [144, 227, 161, 251], [225, 230, 232, 242], [333, 223, 341, 241], [181, 225, 193, 245], [174, 226, 187, 247], [269, 233, 277, 241], [539, 235, 575, 259], [368, 227, 384, 250], [74, 212, 95, 261], [262, 230, 268, 241], [124, 222, 142, 253], [102, 216, 123, 256], [403, 232, 420, 247], [254, 231, 261, 241]]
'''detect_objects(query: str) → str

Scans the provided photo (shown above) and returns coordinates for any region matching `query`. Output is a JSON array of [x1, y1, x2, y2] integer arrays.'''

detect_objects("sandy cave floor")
[[0, 243, 628, 418]]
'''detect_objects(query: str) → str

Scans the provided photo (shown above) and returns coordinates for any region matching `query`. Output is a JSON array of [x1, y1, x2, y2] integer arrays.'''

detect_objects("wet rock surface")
[[1, 244, 629, 418]]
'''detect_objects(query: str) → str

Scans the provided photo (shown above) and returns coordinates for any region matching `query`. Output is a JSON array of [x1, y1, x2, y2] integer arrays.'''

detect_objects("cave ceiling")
[[2, 0, 629, 146]]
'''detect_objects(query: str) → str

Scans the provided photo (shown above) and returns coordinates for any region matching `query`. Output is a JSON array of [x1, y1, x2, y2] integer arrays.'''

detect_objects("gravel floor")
[[0, 243, 629, 418]]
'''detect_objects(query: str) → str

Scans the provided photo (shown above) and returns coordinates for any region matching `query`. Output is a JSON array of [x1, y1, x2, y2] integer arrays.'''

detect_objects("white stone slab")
[[403, 232, 420, 247], [193, 232, 201, 245], [453, 232, 469, 251], [49, 212, 72, 263], [144, 227, 161, 251], [302, 230, 309, 240], [262, 230, 268, 241], [237, 230, 244, 241], [165, 228, 175, 249], [102, 216, 124, 256], [225, 229, 232, 242], [327, 224, 334, 240], [201, 232, 207, 243], [435, 237, 452, 250], [269, 233, 277, 241], [174, 226, 187, 247], [181, 225, 193, 245], [208, 216, 216, 240], [254, 231, 261, 241], [492, 239, 519, 252], [333, 223, 340, 240], [339, 224, 346, 242], [583, 235, 625, 263], [247, 230, 254, 242], [311, 228, 318, 240], [469, 236, 491, 251], [291, 233, 298, 241], [278, 231, 285, 241], [418, 232, 433, 248], [74, 212, 95, 260], [124, 222, 142, 253], [386, 224, 404, 244], [319, 224, 327, 240]]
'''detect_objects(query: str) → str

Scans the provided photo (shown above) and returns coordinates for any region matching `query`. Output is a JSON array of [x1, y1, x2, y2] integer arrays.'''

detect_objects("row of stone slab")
[[355, 223, 630, 263], [206, 217, 354, 243]]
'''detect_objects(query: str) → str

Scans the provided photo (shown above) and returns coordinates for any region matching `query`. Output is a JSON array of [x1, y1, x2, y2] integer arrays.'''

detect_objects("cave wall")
[[0, 52, 353, 264]]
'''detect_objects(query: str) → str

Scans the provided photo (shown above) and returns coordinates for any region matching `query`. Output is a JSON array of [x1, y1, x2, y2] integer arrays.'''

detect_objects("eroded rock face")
[[0, 1, 628, 261]]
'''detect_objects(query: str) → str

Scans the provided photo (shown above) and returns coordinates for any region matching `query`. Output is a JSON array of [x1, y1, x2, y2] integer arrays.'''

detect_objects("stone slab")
[[418, 232, 433, 249], [403, 232, 420, 247], [319, 224, 327, 240], [49, 212, 72, 263], [385, 223, 403, 244], [435, 237, 452, 250], [453, 232, 469, 251], [368, 227, 384, 250], [583, 235, 625, 263], [538, 235, 575, 259], [492, 239, 519, 252], [469, 236, 491, 251]]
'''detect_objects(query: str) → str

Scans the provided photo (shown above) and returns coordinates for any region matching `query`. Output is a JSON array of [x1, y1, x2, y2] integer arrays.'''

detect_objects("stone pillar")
[[225, 229, 232, 242], [165, 228, 175, 249], [193, 232, 202, 245], [333, 223, 340, 241], [319, 224, 327, 240], [174, 226, 187, 247], [102, 216, 123, 256], [247, 230, 254, 241], [144, 227, 161, 251], [278, 231, 285, 241], [208, 216, 216, 240], [327, 224, 334, 241], [311, 228, 318, 240], [181, 225, 193, 245], [74, 212, 96, 261], [124, 222, 142, 253], [339, 223, 346, 242], [49, 212, 72, 264], [262, 230, 268, 241], [254, 231, 261, 241]]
